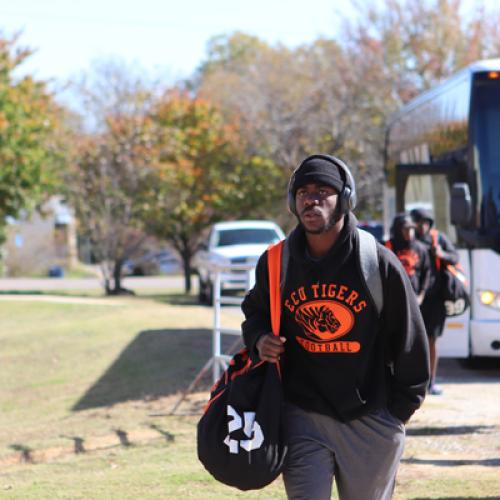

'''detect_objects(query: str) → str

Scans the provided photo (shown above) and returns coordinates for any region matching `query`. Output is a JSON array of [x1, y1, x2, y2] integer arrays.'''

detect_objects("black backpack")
[[430, 229, 470, 317], [441, 263, 470, 317]]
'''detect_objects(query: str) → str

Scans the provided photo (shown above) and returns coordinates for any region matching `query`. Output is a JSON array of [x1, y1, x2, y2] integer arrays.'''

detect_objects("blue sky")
[[1, 0, 355, 84], [2, 0, 495, 85]]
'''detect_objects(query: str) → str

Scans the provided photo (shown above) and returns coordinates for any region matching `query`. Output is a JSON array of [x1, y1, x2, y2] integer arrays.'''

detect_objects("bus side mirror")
[[450, 183, 472, 225]]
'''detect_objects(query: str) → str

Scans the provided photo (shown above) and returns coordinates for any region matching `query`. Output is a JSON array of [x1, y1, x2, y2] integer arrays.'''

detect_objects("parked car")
[[193, 220, 285, 304], [123, 250, 180, 276]]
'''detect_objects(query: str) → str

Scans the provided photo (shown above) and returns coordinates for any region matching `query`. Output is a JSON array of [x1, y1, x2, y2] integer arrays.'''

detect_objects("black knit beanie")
[[291, 156, 344, 196], [410, 208, 434, 227]]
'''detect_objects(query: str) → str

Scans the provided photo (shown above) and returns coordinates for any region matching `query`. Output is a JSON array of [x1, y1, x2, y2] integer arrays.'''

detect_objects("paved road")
[[438, 356, 500, 381], [0, 275, 186, 291]]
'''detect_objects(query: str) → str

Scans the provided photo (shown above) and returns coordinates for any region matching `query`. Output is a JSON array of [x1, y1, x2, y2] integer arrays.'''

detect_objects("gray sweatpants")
[[283, 403, 405, 500]]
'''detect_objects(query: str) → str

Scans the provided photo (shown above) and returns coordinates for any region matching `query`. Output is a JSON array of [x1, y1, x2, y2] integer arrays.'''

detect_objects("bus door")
[[403, 172, 470, 357]]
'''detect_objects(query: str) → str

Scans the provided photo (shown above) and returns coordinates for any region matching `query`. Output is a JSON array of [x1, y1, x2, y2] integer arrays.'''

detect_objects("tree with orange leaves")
[[146, 90, 283, 292]]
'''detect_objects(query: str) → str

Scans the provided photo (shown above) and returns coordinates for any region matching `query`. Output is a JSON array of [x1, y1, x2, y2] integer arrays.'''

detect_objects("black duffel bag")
[[441, 263, 470, 317], [197, 350, 287, 490], [197, 240, 287, 490]]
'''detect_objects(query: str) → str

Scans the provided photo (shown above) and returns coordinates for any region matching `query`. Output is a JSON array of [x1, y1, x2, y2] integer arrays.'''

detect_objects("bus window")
[[472, 76, 500, 233]]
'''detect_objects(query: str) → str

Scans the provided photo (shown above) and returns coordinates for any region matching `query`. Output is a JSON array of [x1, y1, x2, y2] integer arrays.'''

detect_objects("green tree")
[[193, 2, 500, 219], [195, 33, 381, 217], [196, 33, 322, 169], [67, 61, 159, 294], [0, 34, 64, 249], [69, 114, 157, 294], [147, 91, 284, 293]]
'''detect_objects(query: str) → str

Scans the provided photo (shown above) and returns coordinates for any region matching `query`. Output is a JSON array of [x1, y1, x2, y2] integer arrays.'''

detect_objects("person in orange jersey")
[[384, 213, 431, 306], [242, 154, 430, 500], [410, 208, 459, 396]]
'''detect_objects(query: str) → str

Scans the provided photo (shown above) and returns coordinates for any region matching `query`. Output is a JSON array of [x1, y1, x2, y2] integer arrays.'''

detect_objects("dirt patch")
[[396, 358, 500, 496]]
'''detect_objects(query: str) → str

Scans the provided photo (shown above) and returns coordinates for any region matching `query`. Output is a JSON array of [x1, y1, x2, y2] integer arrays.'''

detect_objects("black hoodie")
[[241, 213, 430, 423], [385, 235, 431, 296]]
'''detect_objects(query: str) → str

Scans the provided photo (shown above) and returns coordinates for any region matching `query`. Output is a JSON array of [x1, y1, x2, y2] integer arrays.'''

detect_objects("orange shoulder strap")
[[429, 228, 441, 271], [430, 228, 439, 247], [267, 240, 284, 337]]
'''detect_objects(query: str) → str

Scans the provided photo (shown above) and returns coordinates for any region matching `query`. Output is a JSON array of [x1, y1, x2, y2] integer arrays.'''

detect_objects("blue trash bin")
[[48, 266, 64, 278]]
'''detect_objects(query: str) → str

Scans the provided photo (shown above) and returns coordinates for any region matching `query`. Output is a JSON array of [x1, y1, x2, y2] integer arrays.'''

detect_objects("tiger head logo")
[[295, 300, 354, 342]]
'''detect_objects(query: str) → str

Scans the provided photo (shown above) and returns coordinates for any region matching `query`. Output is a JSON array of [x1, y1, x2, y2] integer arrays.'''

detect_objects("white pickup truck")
[[193, 220, 285, 304]]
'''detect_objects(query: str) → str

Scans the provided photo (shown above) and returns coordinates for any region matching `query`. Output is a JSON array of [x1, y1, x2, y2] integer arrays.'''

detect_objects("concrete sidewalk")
[[0, 276, 184, 291], [0, 294, 125, 305]]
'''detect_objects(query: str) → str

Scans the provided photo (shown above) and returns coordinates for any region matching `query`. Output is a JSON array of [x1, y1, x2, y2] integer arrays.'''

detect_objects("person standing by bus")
[[410, 208, 459, 395], [242, 154, 430, 499], [385, 213, 431, 307]]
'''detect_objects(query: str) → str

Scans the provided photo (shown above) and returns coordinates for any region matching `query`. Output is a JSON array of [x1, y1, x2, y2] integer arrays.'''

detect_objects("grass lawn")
[[1, 292, 498, 499]]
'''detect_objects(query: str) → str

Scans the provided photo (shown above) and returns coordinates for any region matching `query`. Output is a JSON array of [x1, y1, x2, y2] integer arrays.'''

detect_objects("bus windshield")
[[472, 76, 500, 234]]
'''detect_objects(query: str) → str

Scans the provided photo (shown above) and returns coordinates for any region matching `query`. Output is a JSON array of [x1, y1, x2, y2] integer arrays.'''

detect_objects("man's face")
[[401, 225, 415, 242], [415, 219, 431, 237], [295, 182, 339, 234]]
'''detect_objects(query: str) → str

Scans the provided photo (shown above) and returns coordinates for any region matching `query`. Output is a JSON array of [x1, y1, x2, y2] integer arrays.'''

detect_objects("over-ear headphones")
[[287, 154, 357, 216]]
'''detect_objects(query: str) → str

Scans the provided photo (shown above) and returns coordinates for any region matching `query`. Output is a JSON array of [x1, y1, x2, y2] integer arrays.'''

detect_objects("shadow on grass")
[[9, 444, 34, 463], [406, 425, 494, 436], [60, 435, 86, 453], [403, 457, 500, 467], [148, 291, 246, 307], [72, 328, 240, 411], [147, 293, 201, 306]]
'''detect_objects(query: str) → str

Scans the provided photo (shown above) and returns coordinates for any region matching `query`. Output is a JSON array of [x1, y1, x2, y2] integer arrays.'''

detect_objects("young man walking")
[[410, 208, 459, 395], [385, 213, 431, 306], [242, 154, 430, 500]]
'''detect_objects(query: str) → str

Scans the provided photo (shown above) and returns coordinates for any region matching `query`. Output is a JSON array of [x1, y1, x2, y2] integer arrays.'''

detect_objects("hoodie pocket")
[[370, 407, 405, 431], [337, 386, 367, 417]]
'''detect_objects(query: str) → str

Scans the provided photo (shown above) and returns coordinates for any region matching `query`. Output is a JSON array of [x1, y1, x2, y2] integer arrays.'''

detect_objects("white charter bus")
[[384, 59, 500, 359]]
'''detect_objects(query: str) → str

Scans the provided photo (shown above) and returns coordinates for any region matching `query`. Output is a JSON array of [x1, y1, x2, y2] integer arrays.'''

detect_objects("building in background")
[[2, 196, 78, 277]]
